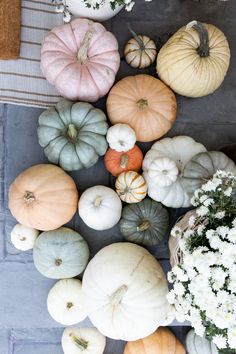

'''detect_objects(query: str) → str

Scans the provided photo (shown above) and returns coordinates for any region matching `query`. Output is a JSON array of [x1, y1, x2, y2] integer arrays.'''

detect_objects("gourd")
[[106, 123, 136, 152], [182, 151, 236, 196], [119, 198, 169, 246], [8, 164, 78, 231], [78, 185, 122, 230], [115, 171, 147, 203], [157, 21, 230, 98], [104, 145, 143, 177], [62, 327, 106, 354], [82, 242, 170, 341], [41, 18, 120, 102], [33, 227, 89, 279], [106, 74, 177, 142], [186, 329, 218, 354], [124, 27, 157, 69], [124, 327, 186, 354], [38, 100, 108, 171], [10, 223, 39, 251], [142, 136, 206, 208], [47, 279, 87, 326]]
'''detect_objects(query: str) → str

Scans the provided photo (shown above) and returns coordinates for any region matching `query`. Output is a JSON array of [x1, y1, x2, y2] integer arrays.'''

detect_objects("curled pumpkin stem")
[[186, 20, 209, 57]]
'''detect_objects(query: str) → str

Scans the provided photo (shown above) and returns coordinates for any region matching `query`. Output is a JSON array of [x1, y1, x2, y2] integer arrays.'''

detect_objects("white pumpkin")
[[106, 124, 136, 152], [115, 171, 147, 203], [10, 223, 39, 251], [62, 327, 106, 354], [78, 186, 122, 230], [82, 242, 170, 341], [142, 136, 206, 208], [186, 329, 218, 354], [148, 157, 179, 187], [47, 279, 87, 326]]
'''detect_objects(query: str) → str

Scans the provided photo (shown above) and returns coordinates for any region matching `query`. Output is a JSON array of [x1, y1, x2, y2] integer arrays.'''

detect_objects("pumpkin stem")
[[110, 285, 128, 306], [94, 196, 102, 207], [120, 154, 129, 169], [77, 26, 95, 64], [137, 99, 148, 110], [55, 258, 62, 266], [137, 220, 151, 232], [66, 302, 73, 309], [24, 191, 35, 204], [186, 21, 209, 57], [128, 24, 145, 51], [67, 124, 78, 141], [69, 333, 88, 351]]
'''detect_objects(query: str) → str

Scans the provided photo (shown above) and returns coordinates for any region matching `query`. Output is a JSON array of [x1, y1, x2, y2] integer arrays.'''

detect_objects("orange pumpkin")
[[104, 145, 143, 177], [124, 327, 186, 354], [107, 74, 177, 142], [8, 164, 78, 231]]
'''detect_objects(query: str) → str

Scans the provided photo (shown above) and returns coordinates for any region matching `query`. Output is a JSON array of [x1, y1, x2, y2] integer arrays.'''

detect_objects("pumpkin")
[[124, 27, 157, 69], [47, 279, 87, 325], [157, 21, 230, 98], [8, 164, 78, 231], [38, 100, 108, 171], [78, 185, 122, 230], [142, 136, 206, 208], [182, 151, 236, 196], [33, 227, 89, 279], [104, 145, 143, 177], [124, 327, 186, 354], [115, 171, 147, 203], [82, 242, 170, 341], [119, 198, 169, 246], [62, 327, 106, 354], [106, 74, 177, 142], [106, 123, 136, 152], [41, 18, 120, 102], [10, 223, 39, 251], [186, 329, 218, 354]]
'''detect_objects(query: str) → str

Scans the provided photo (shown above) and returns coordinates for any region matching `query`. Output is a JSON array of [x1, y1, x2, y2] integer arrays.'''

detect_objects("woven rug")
[[0, 0, 63, 108]]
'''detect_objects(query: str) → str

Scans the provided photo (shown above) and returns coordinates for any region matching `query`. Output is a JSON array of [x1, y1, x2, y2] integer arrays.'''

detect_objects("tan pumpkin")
[[8, 164, 78, 231], [157, 21, 230, 98], [104, 145, 143, 177], [124, 327, 186, 354], [106, 74, 177, 142], [115, 171, 147, 203]]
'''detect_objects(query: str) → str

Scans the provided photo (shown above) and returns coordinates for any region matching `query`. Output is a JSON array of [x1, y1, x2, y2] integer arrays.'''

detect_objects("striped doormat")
[[0, 0, 63, 108]]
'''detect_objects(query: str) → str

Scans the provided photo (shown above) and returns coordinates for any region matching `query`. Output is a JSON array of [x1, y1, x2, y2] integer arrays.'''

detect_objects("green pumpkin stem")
[[137, 220, 151, 232], [67, 124, 78, 140], [128, 24, 145, 51], [70, 334, 88, 351], [187, 20, 209, 57]]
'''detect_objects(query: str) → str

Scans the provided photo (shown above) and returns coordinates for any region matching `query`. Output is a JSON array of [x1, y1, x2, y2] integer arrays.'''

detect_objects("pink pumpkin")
[[41, 19, 120, 102]]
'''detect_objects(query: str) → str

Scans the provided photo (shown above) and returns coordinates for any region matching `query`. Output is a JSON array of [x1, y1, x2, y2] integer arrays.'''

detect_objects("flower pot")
[[66, 0, 124, 21]]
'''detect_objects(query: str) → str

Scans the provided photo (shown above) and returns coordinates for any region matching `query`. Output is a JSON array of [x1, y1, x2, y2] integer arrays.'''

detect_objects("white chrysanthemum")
[[196, 206, 209, 217], [214, 211, 226, 220], [228, 228, 236, 244], [212, 334, 227, 349], [228, 328, 236, 349]]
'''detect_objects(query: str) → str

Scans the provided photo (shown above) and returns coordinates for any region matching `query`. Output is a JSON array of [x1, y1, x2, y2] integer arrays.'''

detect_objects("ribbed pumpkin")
[[157, 21, 230, 98], [38, 100, 108, 171], [8, 164, 78, 231], [124, 327, 186, 354], [104, 145, 143, 177], [41, 18, 120, 102], [106, 75, 177, 142], [119, 198, 169, 246], [115, 171, 147, 203]]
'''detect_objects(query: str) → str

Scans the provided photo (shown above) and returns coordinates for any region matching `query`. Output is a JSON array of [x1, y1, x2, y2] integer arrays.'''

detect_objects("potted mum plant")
[[168, 171, 236, 353]]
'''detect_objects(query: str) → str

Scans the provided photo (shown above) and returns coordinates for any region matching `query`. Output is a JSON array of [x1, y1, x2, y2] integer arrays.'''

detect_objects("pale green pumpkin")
[[119, 198, 169, 246], [186, 330, 218, 354], [37, 100, 108, 171], [33, 227, 89, 279]]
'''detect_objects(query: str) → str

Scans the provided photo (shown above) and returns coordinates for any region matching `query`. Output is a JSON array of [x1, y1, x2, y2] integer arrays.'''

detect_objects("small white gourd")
[[47, 279, 87, 326], [61, 327, 106, 354], [186, 329, 218, 354], [106, 124, 136, 152], [148, 157, 179, 187], [10, 223, 39, 251], [115, 171, 147, 203]]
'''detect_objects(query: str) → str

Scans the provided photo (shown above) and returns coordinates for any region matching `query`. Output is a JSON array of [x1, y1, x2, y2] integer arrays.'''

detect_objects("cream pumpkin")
[[10, 223, 39, 251], [41, 18, 120, 102], [106, 75, 177, 142], [106, 124, 136, 152], [82, 242, 170, 341], [157, 21, 230, 98], [8, 164, 78, 231], [115, 171, 147, 203]]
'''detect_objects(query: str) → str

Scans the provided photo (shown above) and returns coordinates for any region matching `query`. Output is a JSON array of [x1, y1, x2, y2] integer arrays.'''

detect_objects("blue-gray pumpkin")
[[33, 227, 89, 279], [186, 329, 218, 354], [119, 198, 169, 246], [37, 100, 108, 171]]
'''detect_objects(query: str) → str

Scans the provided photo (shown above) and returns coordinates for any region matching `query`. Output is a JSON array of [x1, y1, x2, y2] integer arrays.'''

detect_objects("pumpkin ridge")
[[51, 30, 76, 56]]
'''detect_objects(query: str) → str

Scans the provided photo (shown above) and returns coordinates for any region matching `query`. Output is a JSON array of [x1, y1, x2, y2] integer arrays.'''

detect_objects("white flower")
[[216, 226, 229, 239], [171, 226, 182, 237], [188, 215, 196, 227], [224, 187, 233, 197], [212, 334, 227, 349], [197, 225, 205, 236], [196, 206, 209, 217], [228, 228, 236, 244], [167, 290, 176, 304], [232, 218, 236, 227], [203, 198, 214, 207], [228, 328, 236, 349], [202, 180, 218, 192], [214, 211, 226, 220]]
